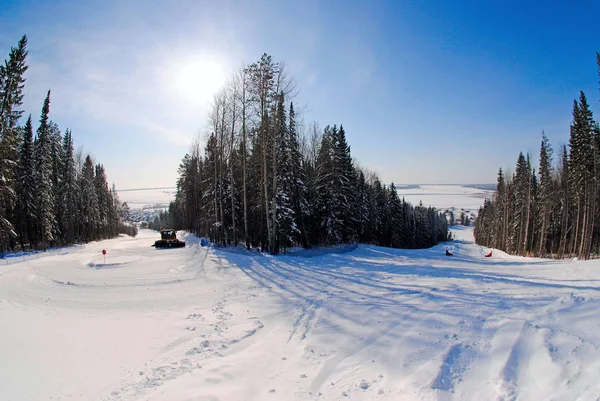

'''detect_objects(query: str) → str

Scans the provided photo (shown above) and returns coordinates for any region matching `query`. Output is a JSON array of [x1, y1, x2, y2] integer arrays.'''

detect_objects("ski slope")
[[2, 199, 600, 400]]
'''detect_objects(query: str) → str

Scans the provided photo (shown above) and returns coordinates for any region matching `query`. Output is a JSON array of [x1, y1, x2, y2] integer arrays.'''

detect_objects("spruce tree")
[[355, 170, 371, 243], [558, 144, 570, 257], [59, 129, 78, 243], [274, 94, 295, 251], [203, 134, 220, 242], [287, 102, 308, 248], [494, 168, 506, 249], [79, 155, 99, 242], [15, 115, 35, 248], [387, 183, 402, 247], [94, 164, 110, 237], [314, 126, 339, 244], [372, 178, 388, 246], [34, 90, 55, 248], [568, 92, 596, 258], [537, 132, 553, 256], [0, 35, 28, 250], [333, 125, 357, 242], [48, 121, 63, 242]]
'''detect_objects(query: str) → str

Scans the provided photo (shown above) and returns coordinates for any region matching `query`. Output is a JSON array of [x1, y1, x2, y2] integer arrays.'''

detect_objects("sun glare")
[[169, 58, 227, 106]]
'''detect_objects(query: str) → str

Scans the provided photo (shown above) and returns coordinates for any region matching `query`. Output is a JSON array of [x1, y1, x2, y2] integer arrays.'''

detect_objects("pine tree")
[[316, 125, 343, 244], [387, 183, 403, 247], [508, 153, 526, 254], [94, 164, 110, 237], [48, 121, 63, 242], [203, 134, 220, 242], [558, 144, 570, 257], [355, 170, 371, 243], [537, 132, 553, 256], [0, 35, 28, 250], [247, 129, 264, 248], [568, 92, 596, 258], [314, 126, 337, 244], [494, 168, 506, 249], [527, 166, 538, 254], [333, 125, 357, 242], [287, 102, 308, 247], [14, 115, 35, 248], [79, 155, 99, 242], [34, 90, 55, 248], [175, 152, 199, 234], [372, 179, 388, 246], [597, 52, 600, 90], [274, 94, 296, 252], [59, 129, 78, 243]]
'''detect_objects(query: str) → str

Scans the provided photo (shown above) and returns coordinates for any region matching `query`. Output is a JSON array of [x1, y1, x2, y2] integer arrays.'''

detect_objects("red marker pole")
[[102, 249, 106, 264]]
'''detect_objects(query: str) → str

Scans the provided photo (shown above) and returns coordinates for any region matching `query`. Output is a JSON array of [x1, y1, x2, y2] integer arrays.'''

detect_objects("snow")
[[3, 185, 600, 400], [395, 184, 493, 211], [116, 187, 176, 209]]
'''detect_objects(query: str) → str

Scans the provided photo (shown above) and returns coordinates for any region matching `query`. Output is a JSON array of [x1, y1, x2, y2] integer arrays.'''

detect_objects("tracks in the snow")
[[287, 277, 337, 343]]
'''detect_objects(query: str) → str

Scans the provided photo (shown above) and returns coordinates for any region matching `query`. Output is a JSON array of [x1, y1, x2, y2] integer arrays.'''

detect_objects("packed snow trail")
[[2, 227, 600, 400]]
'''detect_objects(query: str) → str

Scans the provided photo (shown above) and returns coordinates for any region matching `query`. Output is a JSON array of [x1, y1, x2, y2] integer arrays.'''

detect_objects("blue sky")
[[1, 0, 599, 189]]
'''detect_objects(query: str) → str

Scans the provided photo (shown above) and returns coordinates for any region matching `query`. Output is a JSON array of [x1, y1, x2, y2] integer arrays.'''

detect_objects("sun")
[[168, 58, 227, 106]]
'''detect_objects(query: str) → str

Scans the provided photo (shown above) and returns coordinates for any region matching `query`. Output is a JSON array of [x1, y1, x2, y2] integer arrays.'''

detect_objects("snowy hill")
[[2, 224, 600, 400]]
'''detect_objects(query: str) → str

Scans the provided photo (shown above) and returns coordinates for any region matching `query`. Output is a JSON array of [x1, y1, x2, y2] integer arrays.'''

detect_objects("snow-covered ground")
[[395, 184, 493, 211], [3, 185, 600, 401], [116, 187, 176, 209]]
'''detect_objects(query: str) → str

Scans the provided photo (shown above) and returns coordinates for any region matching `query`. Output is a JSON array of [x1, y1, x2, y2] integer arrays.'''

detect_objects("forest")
[[0, 36, 135, 254], [475, 54, 600, 260], [162, 54, 450, 253]]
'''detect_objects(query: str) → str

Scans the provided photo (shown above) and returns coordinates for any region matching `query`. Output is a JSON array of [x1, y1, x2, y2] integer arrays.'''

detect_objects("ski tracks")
[[308, 296, 435, 397], [287, 277, 337, 343], [429, 309, 495, 397], [101, 250, 262, 401], [102, 299, 265, 401], [452, 294, 600, 401]]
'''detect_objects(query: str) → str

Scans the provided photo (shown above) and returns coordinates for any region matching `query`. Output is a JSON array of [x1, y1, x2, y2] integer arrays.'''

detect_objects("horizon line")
[[117, 183, 496, 192]]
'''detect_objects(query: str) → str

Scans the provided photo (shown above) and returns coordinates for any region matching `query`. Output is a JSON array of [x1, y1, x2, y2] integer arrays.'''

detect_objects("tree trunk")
[[242, 75, 249, 249], [213, 140, 219, 244], [502, 187, 509, 250], [539, 204, 548, 257], [262, 113, 271, 252], [230, 90, 237, 246], [523, 174, 531, 256], [572, 197, 581, 256], [271, 119, 277, 254]]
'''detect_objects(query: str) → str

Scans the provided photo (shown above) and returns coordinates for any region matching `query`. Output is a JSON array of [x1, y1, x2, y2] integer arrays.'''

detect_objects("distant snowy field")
[[116, 187, 176, 209], [395, 184, 494, 211], [115, 184, 495, 212], [4, 185, 600, 401]]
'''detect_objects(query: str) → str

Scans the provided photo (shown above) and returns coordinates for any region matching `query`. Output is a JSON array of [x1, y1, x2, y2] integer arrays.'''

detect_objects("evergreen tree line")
[[0, 35, 135, 254], [167, 54, 449, 253], [475, 54, 600, 259]]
